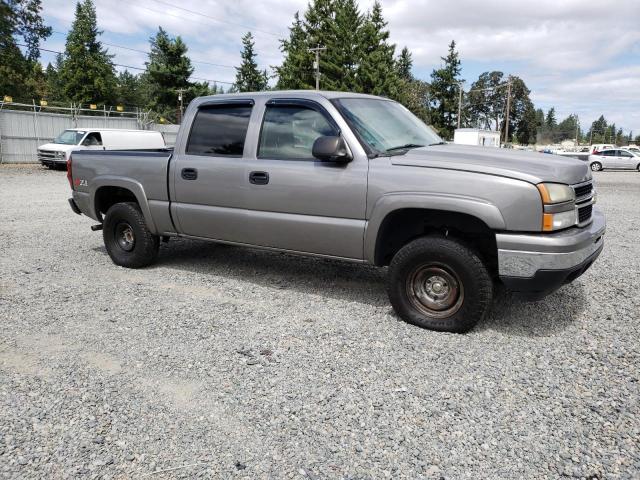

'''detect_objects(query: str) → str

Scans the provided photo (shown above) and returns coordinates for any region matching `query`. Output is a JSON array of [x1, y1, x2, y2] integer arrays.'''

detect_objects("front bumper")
[[497, 208, 606, 299]]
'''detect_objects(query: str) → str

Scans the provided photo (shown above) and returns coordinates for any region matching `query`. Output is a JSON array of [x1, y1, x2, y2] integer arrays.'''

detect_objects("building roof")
[[454, 128, 500, 134]]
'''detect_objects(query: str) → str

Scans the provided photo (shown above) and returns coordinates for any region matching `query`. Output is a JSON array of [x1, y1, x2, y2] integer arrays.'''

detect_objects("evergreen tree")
[[60, 0, 116, 105], [275, 12, 312, 89], [355, 1, 401, 98], [145, 27, 193, 122], [327, 0, 363, 91], [234, 32, 268, 92], [302, 0, 337, 89], [115, 70, 142, 107], [556, 114, 580, 142], [44, 53, 65, 101], [0, 0, 51, 99], [429, 40, 462, 138], [545, 107, 557, 129], [396, 46, 412, 81], [587, 115, 607, 144]]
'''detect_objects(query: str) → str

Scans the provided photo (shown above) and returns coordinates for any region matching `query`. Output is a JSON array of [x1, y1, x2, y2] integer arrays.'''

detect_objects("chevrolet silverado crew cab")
[[67, 91, 605, 333]]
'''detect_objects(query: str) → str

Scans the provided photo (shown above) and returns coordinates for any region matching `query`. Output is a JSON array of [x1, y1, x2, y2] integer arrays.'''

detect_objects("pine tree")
[[302, 0, 337, 89], [429, 40, 462, 138], [115, 70, 142, 107], [44, 53, 65, 101], [396, 46, 412, 81], [545, 107, 557, 129], [60, 0, 116, 105], [328, 0, 363, 91], [355, 1, 401, 98], [145, 27, 193, 121], [275, 12, 312, 89], [234, 32, 268, 92]]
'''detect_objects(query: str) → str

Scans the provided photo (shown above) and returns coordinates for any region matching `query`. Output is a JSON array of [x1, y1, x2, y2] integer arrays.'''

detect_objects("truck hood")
[[37, 143, 76, 152], [391, 144, 592, 185]]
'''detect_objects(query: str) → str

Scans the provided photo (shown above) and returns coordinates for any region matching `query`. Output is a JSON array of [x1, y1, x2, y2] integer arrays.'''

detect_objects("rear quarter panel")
[[71, 150, 173, 234]]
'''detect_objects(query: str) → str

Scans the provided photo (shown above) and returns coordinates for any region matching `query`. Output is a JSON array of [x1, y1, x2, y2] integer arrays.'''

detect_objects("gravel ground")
[[0, 164, 638, 479]]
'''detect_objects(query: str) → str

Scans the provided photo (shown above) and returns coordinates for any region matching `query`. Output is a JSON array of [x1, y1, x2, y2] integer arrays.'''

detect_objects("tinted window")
[[259, 105, 337, 160], [187, 104, 252, 156], [603, 150, 616, 156], [620, 150, 633, 157]]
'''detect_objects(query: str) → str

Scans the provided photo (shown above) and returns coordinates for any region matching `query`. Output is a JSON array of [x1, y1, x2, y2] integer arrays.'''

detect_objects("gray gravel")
[[1, 164, 639, 479]]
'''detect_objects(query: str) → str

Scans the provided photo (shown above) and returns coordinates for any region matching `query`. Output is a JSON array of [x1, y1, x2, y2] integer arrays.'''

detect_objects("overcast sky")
[[40, 0, 640, 134]]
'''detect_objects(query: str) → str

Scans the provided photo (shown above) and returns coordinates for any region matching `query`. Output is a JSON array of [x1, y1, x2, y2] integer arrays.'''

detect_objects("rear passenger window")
[[186, 104, 252, 156], [259, 105, 337, 160], [603, 150, 616, 156]]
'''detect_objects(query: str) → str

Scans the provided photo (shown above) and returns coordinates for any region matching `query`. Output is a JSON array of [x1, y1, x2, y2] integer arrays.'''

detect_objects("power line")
[[20, 44, 235, 85], [144, 0, 281, 38], [51, 31, 236, 69]]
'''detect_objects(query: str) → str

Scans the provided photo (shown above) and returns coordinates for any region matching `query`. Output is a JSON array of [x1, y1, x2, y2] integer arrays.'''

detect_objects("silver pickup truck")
[[67, 91, 605, 332]]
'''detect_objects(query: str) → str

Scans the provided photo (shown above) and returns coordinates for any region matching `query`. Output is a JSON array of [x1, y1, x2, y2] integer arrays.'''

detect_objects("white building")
[[453, 128, 501, 148]]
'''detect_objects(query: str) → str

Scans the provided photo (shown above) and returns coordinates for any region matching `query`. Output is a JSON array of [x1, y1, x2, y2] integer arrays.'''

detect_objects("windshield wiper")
[[385, 143, 425, 152], [428, 141, 446, 146]]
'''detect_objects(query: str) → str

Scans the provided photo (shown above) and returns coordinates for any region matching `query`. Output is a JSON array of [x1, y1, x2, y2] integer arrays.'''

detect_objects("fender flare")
[[90, 176, 158, 234], [364, 192, 505, 264]]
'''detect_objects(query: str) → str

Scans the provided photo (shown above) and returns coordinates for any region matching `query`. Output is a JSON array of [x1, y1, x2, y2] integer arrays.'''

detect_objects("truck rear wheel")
[[387, 236, 492, 333], [103, 202, 159, 268]]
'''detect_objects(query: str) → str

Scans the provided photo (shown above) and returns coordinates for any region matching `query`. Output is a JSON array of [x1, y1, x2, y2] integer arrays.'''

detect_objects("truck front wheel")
[[387, 236, 493, 333], [103, 202, 159, 268]]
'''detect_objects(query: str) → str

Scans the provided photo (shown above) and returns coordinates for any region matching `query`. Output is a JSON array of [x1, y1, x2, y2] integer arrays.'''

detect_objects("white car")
[[626, 145, 640, 153], [589, 148, 640, 171], [38, 128, 166, 169]]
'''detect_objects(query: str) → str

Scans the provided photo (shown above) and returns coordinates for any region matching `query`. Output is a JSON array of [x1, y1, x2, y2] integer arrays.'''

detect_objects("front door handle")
[[249, 171, 269, 185], [181, 168, 198, 180]]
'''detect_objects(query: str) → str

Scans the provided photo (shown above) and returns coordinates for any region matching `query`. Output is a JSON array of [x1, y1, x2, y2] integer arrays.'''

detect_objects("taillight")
[[67, 155, 73, 190]]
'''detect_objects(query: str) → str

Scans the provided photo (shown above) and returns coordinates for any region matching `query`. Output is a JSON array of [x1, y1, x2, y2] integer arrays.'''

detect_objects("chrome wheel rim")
[[115, 222, 135, 252], [406, 264, 464, 318], [591, 163, 600, 171]]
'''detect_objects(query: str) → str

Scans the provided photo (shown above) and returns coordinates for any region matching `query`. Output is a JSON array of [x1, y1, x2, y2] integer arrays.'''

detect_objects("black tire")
[[103, 202, 159, 268], [386, 236, 493, 333], [590, 162, 602, 172]]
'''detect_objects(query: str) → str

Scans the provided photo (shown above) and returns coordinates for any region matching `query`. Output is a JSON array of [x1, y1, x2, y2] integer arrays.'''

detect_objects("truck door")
[[171, 100, 254, 242], [242, 98, 368, 259]]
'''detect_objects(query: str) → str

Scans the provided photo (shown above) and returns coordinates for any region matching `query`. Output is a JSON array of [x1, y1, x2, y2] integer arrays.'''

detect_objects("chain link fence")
[[0, 101, 179, 163]]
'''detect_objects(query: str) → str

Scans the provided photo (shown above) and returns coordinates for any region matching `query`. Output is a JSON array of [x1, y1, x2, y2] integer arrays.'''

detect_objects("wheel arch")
[[91, 177, 158, 234], [366, 194, 504, 270]]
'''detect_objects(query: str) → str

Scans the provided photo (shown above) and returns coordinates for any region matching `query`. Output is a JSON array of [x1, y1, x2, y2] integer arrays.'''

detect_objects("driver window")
[[258, 105, 337, 160], [84, 132, 103, 146]]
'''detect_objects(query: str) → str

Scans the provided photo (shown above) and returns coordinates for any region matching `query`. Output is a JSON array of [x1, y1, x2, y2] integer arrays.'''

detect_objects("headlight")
[[537, 183, 575, 204], [537, 183, 576, 232], [55, 151, 65, 158]]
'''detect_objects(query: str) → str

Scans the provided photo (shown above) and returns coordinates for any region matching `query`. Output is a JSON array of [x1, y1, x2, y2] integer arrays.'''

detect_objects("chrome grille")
[[572, 180, 594, 226], [38, 149, 57, 159]]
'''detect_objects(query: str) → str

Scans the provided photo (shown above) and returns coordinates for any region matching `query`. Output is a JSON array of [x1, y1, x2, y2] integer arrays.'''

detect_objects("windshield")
[[54, 130, 85, 145], [333, 98, 442, 154]]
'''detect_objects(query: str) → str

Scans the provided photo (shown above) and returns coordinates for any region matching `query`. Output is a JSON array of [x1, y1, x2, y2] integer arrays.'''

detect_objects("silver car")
[[589, 148, 640, 171]]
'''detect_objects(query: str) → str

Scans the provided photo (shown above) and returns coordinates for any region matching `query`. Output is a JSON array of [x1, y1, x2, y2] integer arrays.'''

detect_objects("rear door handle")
[[181, 168, 198, 180], [249, 171, 269, 185]]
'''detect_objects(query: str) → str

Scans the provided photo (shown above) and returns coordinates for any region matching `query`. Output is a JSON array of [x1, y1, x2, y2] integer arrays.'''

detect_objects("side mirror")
[[312, 136, 352, 163]]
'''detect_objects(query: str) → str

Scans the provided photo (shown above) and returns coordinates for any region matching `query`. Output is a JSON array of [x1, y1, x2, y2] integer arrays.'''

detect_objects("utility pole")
[[503, 76, 512, 146], [309, 45, 326, 90], [456, 81, 465, 129], [176, 88, 185, 123]]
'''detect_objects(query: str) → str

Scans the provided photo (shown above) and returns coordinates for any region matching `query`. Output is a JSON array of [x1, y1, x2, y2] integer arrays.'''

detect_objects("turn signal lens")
[[542, 210, 577, 232]]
